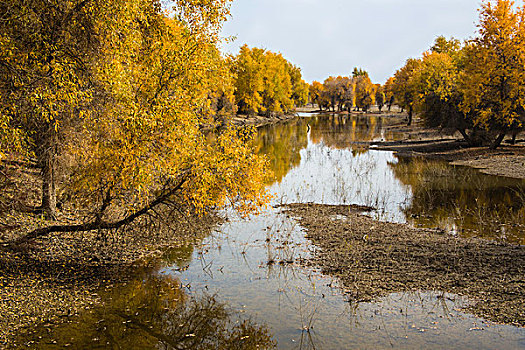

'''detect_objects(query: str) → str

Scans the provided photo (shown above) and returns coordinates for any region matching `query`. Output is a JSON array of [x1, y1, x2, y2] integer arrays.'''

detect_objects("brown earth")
[[230, 113, 298, 128], [283, 203, 525, 327], [0, 203, 219, 348]]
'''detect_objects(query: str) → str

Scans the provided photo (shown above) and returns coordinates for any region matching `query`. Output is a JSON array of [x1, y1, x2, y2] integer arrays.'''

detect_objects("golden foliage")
[[459, 0, 525, 132], [232, 45, 307, 116], [392, 58, 422, 112], [1, 0, 272, 234], [390, 1, 525, 146]]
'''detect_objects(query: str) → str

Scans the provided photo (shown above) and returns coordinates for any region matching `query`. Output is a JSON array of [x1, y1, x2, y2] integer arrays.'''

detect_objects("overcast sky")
[[220, 0, 481, 84]]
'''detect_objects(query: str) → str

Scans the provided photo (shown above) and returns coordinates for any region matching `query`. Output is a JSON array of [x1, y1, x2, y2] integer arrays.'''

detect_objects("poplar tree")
[[459, 0, 525, 149], [1, 0, 272, 242]]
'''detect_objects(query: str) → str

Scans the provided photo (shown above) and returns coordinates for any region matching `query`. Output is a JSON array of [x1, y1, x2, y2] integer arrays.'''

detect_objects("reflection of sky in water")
[[167, 207, 525, 349], [270, 133, 412, 222], [19, 115, 525, 349], [165, 127, 525, 349]]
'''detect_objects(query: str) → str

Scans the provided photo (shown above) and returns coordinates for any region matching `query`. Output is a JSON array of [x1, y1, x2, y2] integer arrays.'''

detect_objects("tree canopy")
[[459, 0, 525, 146], [232, 45, 308, 116], [386, 0, 525, 148], [309, 68, 376, 113], [0, 0, 272, 241]]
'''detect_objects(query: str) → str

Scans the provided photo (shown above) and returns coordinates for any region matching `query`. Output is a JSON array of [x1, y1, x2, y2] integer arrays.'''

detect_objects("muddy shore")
[[0, 208, 219, 347], [283, 203, 525, 327]]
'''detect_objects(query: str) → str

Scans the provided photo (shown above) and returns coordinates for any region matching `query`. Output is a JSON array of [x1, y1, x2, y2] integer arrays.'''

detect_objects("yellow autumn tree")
[[309, 81, 325, 109], [2, 0, 272, 242], [232, 45, 265, 115], [354, 74, 376, 113], [410, 40, 486, 145], [393, 58, 422, 125], [318, 76, 355, 112], [202, 47, 238, 127], [413, 51, 465, 128], [261, 51, 294, 116], [0, 0, 111, 218], [375, 84, 385, 112], [287, 63, 309, 107], [336, 76, 355, 112], [383, 77, 396, 111], [232, 45, 305, 117], [322, 76, 339, 111], [459, 0, 525, 148]]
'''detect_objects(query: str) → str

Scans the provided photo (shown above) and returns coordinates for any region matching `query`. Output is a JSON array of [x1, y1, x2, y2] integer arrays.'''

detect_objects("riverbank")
[[230, 113, 298, 128], [0, 203, 219, 347], [283, 203, 525, 327], [231, 111, 525, 180], [369, 116, 525, 180], [223, 106, 403, 130]]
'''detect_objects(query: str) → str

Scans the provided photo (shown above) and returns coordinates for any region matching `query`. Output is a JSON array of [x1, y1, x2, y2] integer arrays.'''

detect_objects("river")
[[22, 114, 525, 349]]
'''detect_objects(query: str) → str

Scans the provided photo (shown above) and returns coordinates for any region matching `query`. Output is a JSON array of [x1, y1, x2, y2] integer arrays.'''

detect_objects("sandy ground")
[[283, 203, 525, 327], [375, 139, 525, 179]]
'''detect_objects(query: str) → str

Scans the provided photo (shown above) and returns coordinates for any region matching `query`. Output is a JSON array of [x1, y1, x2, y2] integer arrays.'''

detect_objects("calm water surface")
[[23, 115, 525, 349]]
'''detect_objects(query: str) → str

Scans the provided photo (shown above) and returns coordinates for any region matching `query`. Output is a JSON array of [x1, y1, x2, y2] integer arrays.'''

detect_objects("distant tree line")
[[308, 68, 385, 113]]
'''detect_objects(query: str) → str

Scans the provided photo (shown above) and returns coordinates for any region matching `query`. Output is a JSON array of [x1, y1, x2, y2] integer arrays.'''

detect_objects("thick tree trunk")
[[458, 128, 472, 145], [407, 105, 413, 126], [36, 128, 58, 220], [490, 132, 506, 150], [41, 145, 57, 220]]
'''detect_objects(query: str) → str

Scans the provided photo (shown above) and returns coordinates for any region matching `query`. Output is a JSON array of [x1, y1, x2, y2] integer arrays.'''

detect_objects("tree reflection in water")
[[389, 156, 525, 244], [255, 114, 403, 185], [20, 274, 275, 349]]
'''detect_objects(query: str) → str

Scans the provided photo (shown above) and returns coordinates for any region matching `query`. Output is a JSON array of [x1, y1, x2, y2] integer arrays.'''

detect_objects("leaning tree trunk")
[[490, 132, 506, 150], [458, 128, 473, 146]]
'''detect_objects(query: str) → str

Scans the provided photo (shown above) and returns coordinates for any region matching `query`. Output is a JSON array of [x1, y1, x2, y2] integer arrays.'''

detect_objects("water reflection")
[[169, 208, 524, 350], [255, 119, 307, 184], [20, 271, 276, 349], [390, 157, 525, 244], [259, 114, 525, 244], [309, 114, 384, 151], [20, 114, 525, 349], [256, 115, 403, 184]]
